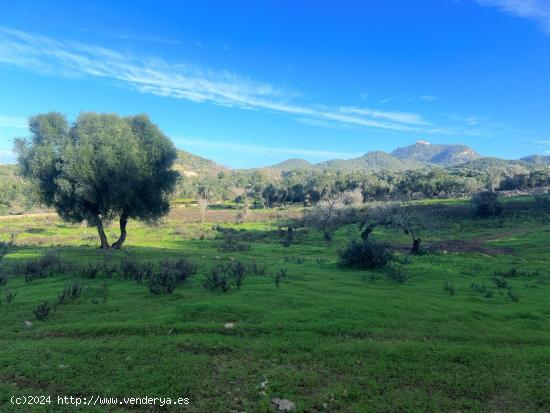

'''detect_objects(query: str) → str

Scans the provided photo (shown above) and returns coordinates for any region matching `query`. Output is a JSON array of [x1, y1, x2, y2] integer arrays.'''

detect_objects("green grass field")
[[1, 197, 549, 412]]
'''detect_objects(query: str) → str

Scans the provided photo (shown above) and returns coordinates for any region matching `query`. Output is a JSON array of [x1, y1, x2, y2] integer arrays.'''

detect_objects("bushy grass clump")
[[338, 239, 392, 269]]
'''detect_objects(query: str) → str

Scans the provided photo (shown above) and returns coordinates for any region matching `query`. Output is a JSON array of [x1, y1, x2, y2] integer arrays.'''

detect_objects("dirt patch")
[[393, 227, 532, 255], [425, 240, 514, 255]]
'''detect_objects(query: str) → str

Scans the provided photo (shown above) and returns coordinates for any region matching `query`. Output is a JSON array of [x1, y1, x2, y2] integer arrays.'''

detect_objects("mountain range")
[[3, 141, 550, 177], [176, 140, 550, 175], [263, 141, 486, 173]]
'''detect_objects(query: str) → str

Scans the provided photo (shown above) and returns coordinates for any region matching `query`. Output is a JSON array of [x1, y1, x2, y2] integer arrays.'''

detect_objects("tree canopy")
[[15, 112, 178, 249]]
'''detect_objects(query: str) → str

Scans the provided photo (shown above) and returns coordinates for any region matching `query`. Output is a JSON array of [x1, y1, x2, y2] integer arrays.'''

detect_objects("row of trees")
[[175, 165, 550, 208]]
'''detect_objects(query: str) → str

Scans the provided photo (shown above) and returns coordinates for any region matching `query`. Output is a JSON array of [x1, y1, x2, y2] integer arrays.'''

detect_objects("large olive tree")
[[15, 112, 179, 249]]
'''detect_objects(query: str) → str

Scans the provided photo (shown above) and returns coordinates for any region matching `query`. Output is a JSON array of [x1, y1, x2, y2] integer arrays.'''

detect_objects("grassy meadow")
[[0, 197, 549, 412]]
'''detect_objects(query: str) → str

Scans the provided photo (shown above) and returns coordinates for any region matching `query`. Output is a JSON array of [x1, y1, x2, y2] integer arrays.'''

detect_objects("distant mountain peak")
[[267, 158, 314, 172], [391, 142, 479, 166]]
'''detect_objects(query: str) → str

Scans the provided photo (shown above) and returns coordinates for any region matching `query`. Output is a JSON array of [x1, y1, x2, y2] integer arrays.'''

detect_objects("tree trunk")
[[412, 238, 421, 254], [361, 223, 377, 241], [96, 220, 110, 250], [111, 212, 128, 250]]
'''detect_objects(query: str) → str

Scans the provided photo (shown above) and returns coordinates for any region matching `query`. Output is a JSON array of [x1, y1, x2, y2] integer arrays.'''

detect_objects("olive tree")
[[376, 202, 425, 254], [303, 192, 352, 241], [15, 112, 178, 249]]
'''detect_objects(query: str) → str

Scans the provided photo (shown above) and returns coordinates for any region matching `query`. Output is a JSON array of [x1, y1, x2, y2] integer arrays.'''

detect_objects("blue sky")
[[1, 0, 549, 167]]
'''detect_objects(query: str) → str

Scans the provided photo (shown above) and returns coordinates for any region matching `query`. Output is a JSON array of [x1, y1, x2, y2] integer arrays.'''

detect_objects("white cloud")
[[476, 0, 550, 34], [0, 26, 451, 135], [420, 95, 437, 101], [339, 106, 430, 126], [174, 137, 362, 160], [0, 115, 27, 129], [100, 30, 183, 46]]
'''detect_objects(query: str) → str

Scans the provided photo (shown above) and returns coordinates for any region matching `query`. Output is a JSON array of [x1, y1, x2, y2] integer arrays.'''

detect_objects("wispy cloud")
[[0, 115, 27, 129], [174, 137, 362, 160], [420, 95, 437, 101], [476, 0, 550, 34], [0, 26, 451, 135], [533, 139, 550, 145], [339, 107, 430, 126], [83, 28, 183, 45]]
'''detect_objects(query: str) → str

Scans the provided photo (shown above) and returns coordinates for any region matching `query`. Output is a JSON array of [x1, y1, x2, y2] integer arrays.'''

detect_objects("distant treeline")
[[175, 162, 550, 207], [2, 161, 550, 213]]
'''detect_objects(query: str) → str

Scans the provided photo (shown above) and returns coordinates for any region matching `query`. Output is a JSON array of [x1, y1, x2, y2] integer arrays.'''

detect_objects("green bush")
[[149, 267, 178, 295], [203, 261, 246, 292], [167, 258, 198, 283], [443, 281, 455, 295], [249, 259, 268, 275], [120, 258, 142, 281], [4, 289, 17, 304], [471, 191, 502, 218], [148, 258, 197, 295], [534, 194, 550, 211], [58, 282, 83, 304], [82, 263, 102, 279], [21, 252, 67, 282], [338, 239, 392, 269], [273, 268, 288, 287], [226, 261, 246, 288], [470, 283, 494, 299], [204, 266, 231, 292], [33, 301, 52, 321], [385, 264, 408, 283]]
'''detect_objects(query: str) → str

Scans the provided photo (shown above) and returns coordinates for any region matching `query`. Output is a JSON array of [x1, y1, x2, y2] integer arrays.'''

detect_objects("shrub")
[[506, 288, 519, 303], [385, 264, 408, 283], [204, 266, 231, 292], [148, 258, 196, 295], [470, 283, 494, 299], [102, 263, 117, 279], [4, 289, 17, 304], [249, 259, 268, 275], [167, 258, 198, 283], [58, 282, 83, 304], [0, 273, 7, 287], [273, 268, 288, 287], [471, 191, 502, 218], [338, 239, 392, 269], [82, 263, 102, 279], [492, 277, 508, 289], [203, 261, 246, 291], [33, 301, 52, 321], [284, 256, 305, 264], [135, 261, 155, 283], [149, 267, 178, 295], [120, 258, 142, 281], [494, 267, 539, 278], [443, 281, 455, 295], [534, 194, 550, 211], [92, 278, 109, 304], [226, 261, 246, 288], [21, 252, 66, 282], [216, 228, 251, 252]]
